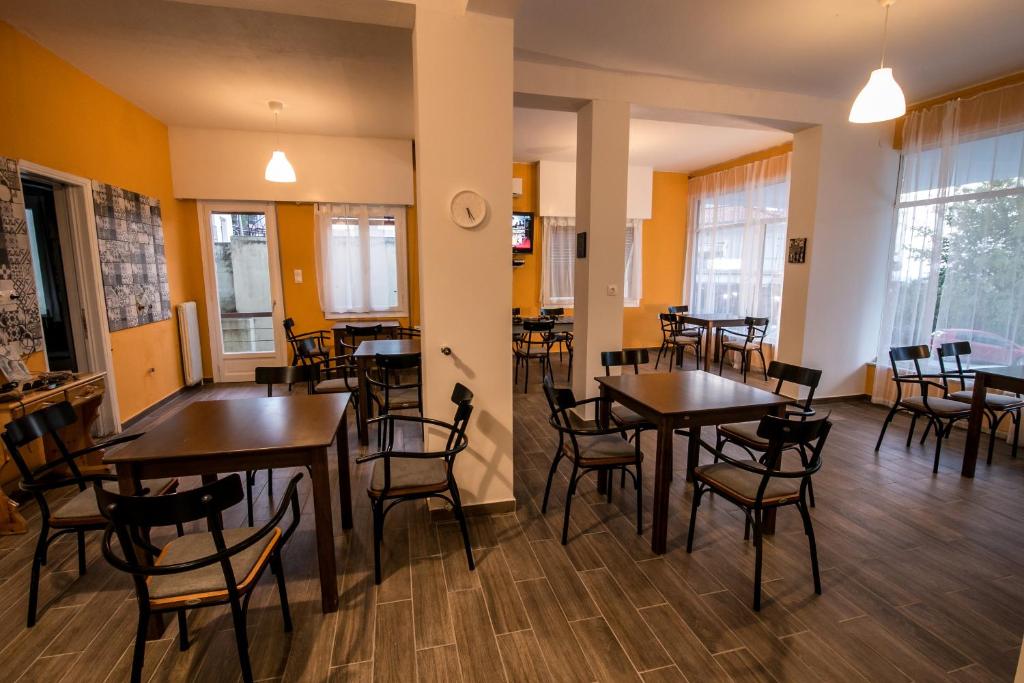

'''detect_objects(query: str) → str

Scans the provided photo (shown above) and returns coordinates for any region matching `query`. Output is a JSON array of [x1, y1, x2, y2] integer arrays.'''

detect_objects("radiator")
[[177, 302, 203, 386]]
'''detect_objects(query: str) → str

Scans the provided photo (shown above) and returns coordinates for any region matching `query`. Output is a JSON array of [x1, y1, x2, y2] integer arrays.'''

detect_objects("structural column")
[[572, 100, 631, 402], [412, 6, 514, 505]]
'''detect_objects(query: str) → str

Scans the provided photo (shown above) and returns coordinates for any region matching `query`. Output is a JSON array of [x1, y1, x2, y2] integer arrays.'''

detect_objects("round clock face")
[[450, 190, 488, 229]]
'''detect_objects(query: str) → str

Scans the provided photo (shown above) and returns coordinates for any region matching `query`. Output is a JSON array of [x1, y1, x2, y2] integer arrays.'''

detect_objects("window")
[[687, 153, 791, 342], [876, 82, 1024, 383], [315, 204, 408, 317], [540, 216, 644, 307]]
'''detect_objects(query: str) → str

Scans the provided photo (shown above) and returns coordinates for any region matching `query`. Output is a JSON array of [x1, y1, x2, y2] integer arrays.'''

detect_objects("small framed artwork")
[[576, 231, 587, 259], [788, 238, 807, 264]]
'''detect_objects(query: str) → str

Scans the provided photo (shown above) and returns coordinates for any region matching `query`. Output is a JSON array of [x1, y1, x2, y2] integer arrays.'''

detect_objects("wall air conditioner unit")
[[512, 177, 523, 197]]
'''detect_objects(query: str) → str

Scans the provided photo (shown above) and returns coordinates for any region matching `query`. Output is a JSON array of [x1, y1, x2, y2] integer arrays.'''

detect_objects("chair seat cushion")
[[370, 458, 448, 495], [375, 386, 420, 407], [672, 335, 700, 345], [569, 434, 640, 466], [722, 340, 760, 351], [718, 421, 769, 449], [611, 405, 652, 429], [948, 390, 1024, 409], [314, 378, 352, 393], [51, 477, 177, 526], [148, 527, 281, 606], [901, 396, 972, 416], [694, 462, 799, 504]]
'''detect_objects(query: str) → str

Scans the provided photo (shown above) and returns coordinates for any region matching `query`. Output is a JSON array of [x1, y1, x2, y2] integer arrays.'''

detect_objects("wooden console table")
[[0, 372, 107, 535]]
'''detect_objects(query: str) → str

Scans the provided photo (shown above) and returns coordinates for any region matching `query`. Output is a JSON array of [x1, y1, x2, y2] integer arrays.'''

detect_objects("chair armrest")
[[291, 330, 331, 340], [68, 432, 143, 459], [369, 414, 456, 432], [892, 377, 945, 393], [23, 469, 118, 491]]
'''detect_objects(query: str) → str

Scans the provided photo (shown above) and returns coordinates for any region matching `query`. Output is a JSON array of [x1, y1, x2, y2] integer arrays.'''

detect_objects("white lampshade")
[[264, 150, 296, 183], [849, 67, 906, 123]]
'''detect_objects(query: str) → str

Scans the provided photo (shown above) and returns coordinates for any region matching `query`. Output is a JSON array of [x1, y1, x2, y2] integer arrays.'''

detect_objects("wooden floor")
[[1, 356, 1023, 682]]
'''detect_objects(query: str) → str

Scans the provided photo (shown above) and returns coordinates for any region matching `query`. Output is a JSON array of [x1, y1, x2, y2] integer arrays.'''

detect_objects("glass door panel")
[[210, 211, 275, 354]]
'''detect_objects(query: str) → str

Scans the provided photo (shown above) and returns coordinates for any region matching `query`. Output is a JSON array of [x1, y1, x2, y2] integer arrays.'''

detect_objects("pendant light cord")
[[880, 4, 889, 68]]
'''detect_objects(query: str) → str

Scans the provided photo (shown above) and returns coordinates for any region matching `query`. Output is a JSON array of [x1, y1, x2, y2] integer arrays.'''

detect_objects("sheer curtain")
[[314, 203, 408, 316], [686, 153, 791, 343], [873, 82, 1024, 405], [541, 216, 575, 306], [624, 219, 643, 306]]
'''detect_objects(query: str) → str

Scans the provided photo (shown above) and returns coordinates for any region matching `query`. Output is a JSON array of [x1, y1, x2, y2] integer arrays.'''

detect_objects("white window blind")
[[624, 219, 643, 307], [540, 216, 644, 307], [314, 203, 408, 317]]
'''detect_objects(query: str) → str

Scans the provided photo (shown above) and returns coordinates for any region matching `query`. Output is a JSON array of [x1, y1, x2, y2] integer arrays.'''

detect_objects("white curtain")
[[687, 153, 790, 342], [315, 203, 408, 316], [624, 219, 643, 306], [873, 82, 1024, 404], [541, 216, 575, 306]]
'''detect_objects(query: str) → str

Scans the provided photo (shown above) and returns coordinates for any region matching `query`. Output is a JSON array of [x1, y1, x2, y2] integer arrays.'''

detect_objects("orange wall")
[[511, 162, 545, 316], [0, 22, 203, 421]]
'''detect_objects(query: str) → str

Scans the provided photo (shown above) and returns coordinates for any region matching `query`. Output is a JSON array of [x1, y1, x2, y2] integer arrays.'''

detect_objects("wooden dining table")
[[104, 393, 352, 618], [353, 339, 421, 445], [961, 365, 1024, 477], [596, 371, 791, 554], [679, 313, 748, 372]]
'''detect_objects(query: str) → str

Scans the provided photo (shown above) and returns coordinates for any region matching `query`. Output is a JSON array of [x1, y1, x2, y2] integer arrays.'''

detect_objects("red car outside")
[[930, 329, 1024, 366]]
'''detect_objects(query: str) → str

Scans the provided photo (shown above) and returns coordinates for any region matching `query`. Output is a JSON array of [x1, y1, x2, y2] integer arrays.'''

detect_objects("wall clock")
[[450, 190, 488, 229]]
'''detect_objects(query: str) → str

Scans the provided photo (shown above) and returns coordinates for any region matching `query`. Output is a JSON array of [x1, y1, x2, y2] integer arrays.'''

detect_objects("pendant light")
[[849, 0, 906, 124], [264, 101, 297, 183]]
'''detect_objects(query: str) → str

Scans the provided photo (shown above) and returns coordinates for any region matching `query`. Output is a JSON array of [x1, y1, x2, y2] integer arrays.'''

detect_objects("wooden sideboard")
[[0, 372, 107, 535]]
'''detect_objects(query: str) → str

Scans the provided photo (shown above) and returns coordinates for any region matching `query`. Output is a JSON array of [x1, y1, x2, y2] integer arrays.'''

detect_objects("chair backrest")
[[345, 324, 382, 339], [282, 317, 297, 341], [888, 344, 931, 400], [540, 307, 564, 318], [756, 414, 832, 476], [376, 352, 421, 373], [601, 349, 649, 375], [2, 401, 83, 485], [742, 317, 769, 341], [511, 307, 521, 317], [659, 312, 682, 336], [766, 361, 821, 413], [936, 341, 972, 388], [446, 383, 475, 451], [541, 375, 577, 420], [293, 338, 320, 364], [668, 305, 688, 314], [255, 365, 312, 396], [396, 327, 421, 339]]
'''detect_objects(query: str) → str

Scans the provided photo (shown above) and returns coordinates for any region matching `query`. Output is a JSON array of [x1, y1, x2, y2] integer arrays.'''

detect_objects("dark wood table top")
[[353, 339, 420, 358], [596, 371, 789, 417], [331, 320, 402, 330], [975, 365, 1024, 382], [680, 313, 747, 325], [104, 394, 351, 463]]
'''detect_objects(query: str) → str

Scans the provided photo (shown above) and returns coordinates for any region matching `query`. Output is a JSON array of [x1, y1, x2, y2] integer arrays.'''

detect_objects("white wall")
[[538, 160, 653, 219], [168, 127, 415, 204]]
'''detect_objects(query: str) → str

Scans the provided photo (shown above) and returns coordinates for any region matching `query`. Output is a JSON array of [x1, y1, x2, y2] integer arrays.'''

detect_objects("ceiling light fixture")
[[849, 0, 907, 124], [264, 101, 297, 183]]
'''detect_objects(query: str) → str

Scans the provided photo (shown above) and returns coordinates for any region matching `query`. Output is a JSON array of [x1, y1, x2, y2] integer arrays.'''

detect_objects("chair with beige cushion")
[[874, 344, 973, 473], [1, 401, 179, 628], [357, 384, 475, 584], [97, 472, 302, 683], [937, 341, 1022, 463], [600, 349, 655, 433], [366, 352, 423, 448], [718, 316, 769, 382], [656, 312, 703, 370], [541, 376, 644, 544], [687, 415, 831, 610]]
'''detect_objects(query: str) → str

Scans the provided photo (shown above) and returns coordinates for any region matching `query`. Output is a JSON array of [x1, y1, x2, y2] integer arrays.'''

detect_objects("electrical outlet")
[[293, 269, 303, 284], [607, 284, 618, 296]]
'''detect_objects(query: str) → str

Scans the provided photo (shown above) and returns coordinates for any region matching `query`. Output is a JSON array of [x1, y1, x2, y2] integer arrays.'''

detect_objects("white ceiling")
[[0, 0, 414, 138], [514, 0, 1024, 103], [514, 108, 792, 173]]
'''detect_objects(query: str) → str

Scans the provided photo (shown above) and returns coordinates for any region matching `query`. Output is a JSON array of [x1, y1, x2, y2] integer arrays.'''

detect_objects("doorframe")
[[197, 200, 287, 382], [18, 160, 121, 434]]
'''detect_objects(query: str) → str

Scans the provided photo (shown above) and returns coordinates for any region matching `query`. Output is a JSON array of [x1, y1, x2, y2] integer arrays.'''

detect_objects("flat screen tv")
[[512, 212, 534, 254]]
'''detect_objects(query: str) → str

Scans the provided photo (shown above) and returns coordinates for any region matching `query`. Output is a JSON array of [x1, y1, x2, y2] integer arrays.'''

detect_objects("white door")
[[198, 201, 287, 382]]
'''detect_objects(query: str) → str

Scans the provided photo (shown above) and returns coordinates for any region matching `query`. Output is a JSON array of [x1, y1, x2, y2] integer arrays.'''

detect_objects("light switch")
[[293, 269, 303, 284], [607, 284, 618, 296]]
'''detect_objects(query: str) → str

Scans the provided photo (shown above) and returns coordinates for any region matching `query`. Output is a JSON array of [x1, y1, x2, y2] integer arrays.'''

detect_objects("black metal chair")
[[719, 317, 769, 382], [937, 341, 1022, 464], [540, 307, 573, 381], [357, 384, 475, 584], [874, 344, 972, 473], [514, 319, 555, 393], [656, 313, 702, 370], [667, 305, 689, 315], [1, 401, 179, 627], [687, 415, 831, 610], [282, 318, 330, 367], [343, 323, 383, 349], [541, 377, 644, 545], [96, 472, 302, 683], [367, 353, 423, 447], [396, 326, 421, 339], [600, 349, 655, 433], [715, 361, 822, 506]]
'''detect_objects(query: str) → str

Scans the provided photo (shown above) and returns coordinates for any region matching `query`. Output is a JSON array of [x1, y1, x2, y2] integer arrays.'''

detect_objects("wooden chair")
[[1, 401, 179, 627], [600, 349, 655, 433], [96, 472, 302, 683], [367, 353, 423, 447], [718, 316, 769, 382], [874, 344, 972, 473], [540, 307, 573, 380], [514, 319, 555, 393], [541, 376, 644, 544], [688, 415, 832, 610], [356, 384, 475, 584], [656, 313, 702, 370], [937, 341, 1022, 463], [282, 317, 330, 366]]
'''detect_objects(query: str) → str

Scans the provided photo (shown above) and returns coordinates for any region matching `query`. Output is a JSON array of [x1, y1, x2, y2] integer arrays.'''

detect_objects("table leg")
[[962, 374, 987, 478], [310, 447, 339, 612], [337, 407, 353, 530], [333, 328, 342, 356], [356, 357, 370, 446], [703, 322, 714, 372], [685, 425, 701, 483], [651, 419, 674, 554], [117, 465, 166, 638], [597, 386, 610, 494]]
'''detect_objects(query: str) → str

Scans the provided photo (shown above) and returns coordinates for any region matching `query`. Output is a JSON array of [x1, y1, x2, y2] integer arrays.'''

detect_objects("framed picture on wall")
[[788, 237, 807, 264]]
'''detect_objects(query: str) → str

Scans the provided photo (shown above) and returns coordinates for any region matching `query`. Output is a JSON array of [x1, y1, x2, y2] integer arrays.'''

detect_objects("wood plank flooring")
[[1, 357, 1022, 681]]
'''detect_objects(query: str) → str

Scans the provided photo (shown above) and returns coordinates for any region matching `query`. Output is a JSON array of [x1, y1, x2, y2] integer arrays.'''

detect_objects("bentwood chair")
[[874, 344, 972, 473], [656, 313, 702, 370], [343, 323, 383, 348], [601, 349, 655, 433], [719, 317, 769, 382], [1, 402, 179, 628], [688, 415, 832, 610], [937, 341, 1022, 463], [540, 307, 574, 380], [514, 319, 555, 392], [715, 361, 823, 506], [667, 305, 689, 315], [357, 384, 475, 584], [282, 318, 330, 366], [367, 353, 424, 446], [542, 376, 644, 544], [96, 472, 302, 683]]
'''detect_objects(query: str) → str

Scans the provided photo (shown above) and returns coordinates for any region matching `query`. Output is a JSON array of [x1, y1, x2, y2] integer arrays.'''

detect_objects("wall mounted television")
[[512, 212, 534, 254]]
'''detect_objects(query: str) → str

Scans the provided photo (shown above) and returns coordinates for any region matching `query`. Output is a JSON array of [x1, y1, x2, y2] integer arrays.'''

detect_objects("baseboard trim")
[[121, 383, 203, 430], [429, 499, 516, 521]]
